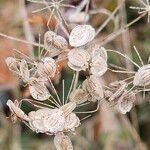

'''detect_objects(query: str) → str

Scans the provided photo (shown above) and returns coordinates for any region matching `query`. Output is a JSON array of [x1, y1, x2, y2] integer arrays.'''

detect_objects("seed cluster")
[[4, 0, 150, 149]]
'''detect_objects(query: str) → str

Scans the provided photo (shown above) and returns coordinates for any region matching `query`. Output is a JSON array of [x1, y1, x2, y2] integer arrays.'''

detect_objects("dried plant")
[[0, 0, 149, 149], [130, 0, 150, 23]]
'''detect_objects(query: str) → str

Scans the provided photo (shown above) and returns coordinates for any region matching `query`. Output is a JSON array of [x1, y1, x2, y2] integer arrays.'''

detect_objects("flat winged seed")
[[68, 48, 90, 71], [43, 109, 65, 133], [37, 57, 57, 79], [133, 64, 150, 86], [82, 76, 104, 102], [70, 89, 88, 104], [90, 55, 107, 77], [98, 47, 108, 61], [5, 57, 20, 73], [54, 133, 73, 150], [60, 102, 77, 117], [117, 91, 136, 114], [89, 45, 108, 61], [7, 100, 29, 121], [29, 108, 65, 133], [69, 25, 95, 47], [19, 59, 30, 82], [44, 31, 68, 51], [64, 113, 80, 132], [28, 108, 53, 133], [108, 81, 127, 102], [29, 78, 50, 101]]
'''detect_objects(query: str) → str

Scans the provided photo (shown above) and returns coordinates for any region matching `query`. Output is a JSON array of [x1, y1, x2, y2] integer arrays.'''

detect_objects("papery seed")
[[69, 25, 95, 47], [54, 133, 73, 150]]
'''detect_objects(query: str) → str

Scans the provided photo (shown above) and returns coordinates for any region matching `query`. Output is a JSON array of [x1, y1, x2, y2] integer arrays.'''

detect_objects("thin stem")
[[38, 33, 41, 60], [97, 12, 147, 46], [0, 32, 43, 47], [107, 49, 140, 68], [108, 68, 136, 74], [73, 71, 79, 90], [13, 49, 35, 63], [77, 102, 90, 107], [66, 74, 76, 103], [95, 1, 125, 37], [75, 102, 100, 114], [49, 94, 61, 107], [21, 99, 54, 109], [109, 63, 128, 71], [47, 8, 55, 30], [122, 76, 134, 82], [133, 46, 144, 66], [32, 6, 53, 13], [62, 79, 65, 105], [23, 121, 34, 131], [47, 98, 60, 108], [27, 0, 52, 4], [39, 47, 45, 60], [48, 77, 62, 105], [75, 0, 89, 14], [80, 115, 92, 122], [57, 9, 70, 33], [84, 0, 90, 24], [60, 4, 76, 8]]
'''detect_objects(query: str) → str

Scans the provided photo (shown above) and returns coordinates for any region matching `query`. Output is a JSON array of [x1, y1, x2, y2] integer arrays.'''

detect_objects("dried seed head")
[[133, 64, 150, 86], [29, 77, 50, 101], [60, 102, 77, 117], [82, 76, 104, 102], [68, 48, 90, 71], [70, 89, 88, 104], [105, 81, 127, 102], [29, 108, 65, 133], [90, 55, 108, 77], [5, 57, 20, 73], [69, 25, 95, 47], [117, 91, 136, 114], [44, 31, 68, 51], [37, 57, 57, 79], [7, 100, 29, 122], [64, 113, 80, 132], [54, 133, 73, 150], [130, 0, 150, 23]]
